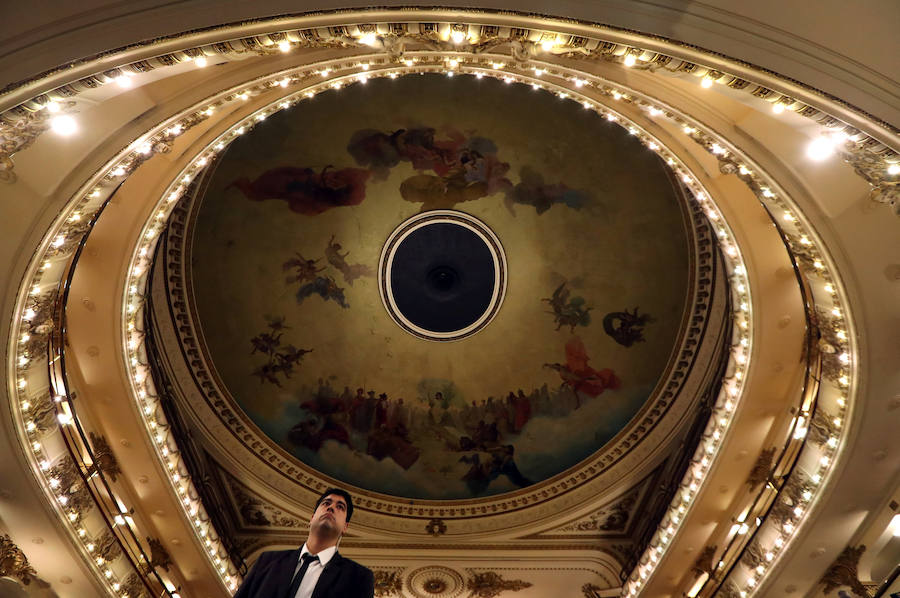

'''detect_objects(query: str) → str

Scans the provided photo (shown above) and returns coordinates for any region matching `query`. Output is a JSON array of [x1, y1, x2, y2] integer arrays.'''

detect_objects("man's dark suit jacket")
[[234, 548, 375, 598]]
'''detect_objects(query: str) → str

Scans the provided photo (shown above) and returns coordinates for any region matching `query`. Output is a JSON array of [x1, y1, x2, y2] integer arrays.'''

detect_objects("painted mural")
[[190, 75, 690, 500]]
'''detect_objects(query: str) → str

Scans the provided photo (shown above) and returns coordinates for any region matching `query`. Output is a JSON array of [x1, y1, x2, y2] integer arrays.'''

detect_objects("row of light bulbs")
[[13, 46, 855, 598]]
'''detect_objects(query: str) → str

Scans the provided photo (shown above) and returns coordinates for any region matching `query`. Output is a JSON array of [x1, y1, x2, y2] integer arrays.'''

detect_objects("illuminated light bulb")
[[711, 143, 726, 155], [533, 68, 544, 76], [50, 115, 77, 136], [331, 82, 342, 90], [683, 125, 695, 134], [783, 211, 795, 222], [839, 352, 850, 364], [491, 62, 505, 69], [812, 474, 821, 484], [761, 188, 775, 198], [806, 137, 836, 161], [824, 284, 835, 294], [446, 71, 454, 78], [447, 58, 459, 68], [304, 91, 314, 98], [888, 164, 900, 175], [389, 72, 398, 79], [358, 32, 377, 46], [116, 75, 133, 88], [582, 102, 591, 109], [628, 127, 637, 135], [747, 577, 756, 587], [194, 56, 208, 68], [701, 77, 713, 88], [648, 142, 659, 151], [58, 495, 68, 505], [623, 54, 636, 67], [450, 30, 466, 44], [833, 417, 842, 427], [739, 165, 751, 175], [279, 78, 289, 88], [68, 512, 77, 521], [404, 59, 414, 67], [239, 92, 249, 101], [725, 400, 734, 410], [18, 355, 28, 366], [137, 143, 152, 154], [57, 412, 73, 425], [820, 456, 830, 466], [800, 236, 811, 245], [648, 107, 662, 116], [361, 63, 370, 71], [573, 78, 585, 88], [666, 158, 675, 166], [794, 506, 803, 517], [814, 260, 825, 269], [783, 522, 794, 533], [111, 166, 126, 177], [772, 103, 785, 114], [278, 40, 291, 53], [540, 38, 558, 51], [831, 307, 841, 317], [765, 551, 774, 561], [837, 396, 846, 407], [32, 441, 40, 451], [612, 91, 621, 100], [46, 101, 60, 113], [504, 77, 513, 84], [605, 113, 616, 121]]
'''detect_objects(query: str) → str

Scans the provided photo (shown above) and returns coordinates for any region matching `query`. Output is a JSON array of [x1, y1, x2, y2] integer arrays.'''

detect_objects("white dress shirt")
[[292, 543, 337, 598]]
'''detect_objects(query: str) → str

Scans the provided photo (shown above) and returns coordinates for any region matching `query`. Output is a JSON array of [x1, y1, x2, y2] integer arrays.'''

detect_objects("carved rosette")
[[407, 566, 465, 598]]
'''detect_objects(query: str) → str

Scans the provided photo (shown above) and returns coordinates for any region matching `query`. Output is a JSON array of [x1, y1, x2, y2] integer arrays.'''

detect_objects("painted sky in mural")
[[190, 75, 690, 500]]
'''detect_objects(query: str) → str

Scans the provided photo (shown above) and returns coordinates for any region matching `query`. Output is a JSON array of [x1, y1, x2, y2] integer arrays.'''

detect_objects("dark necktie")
[[286, 553, 319, 598]]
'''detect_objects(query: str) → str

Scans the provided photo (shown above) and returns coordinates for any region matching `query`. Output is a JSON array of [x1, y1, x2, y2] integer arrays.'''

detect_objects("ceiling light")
[[623, 54, 636, 67], [806, 137, 836, 161], [887, 163, 900, 175], [772, 103, 785, 114], [890, 514, 900, 537], [115, 75, 133, 88], [701, 77, 713, 88], [358, 32, 378, 46], [450, 30, 466, 44], [50, 115, 77, 136], [278, 40, 291, 53], [193, 56, 208, 68]]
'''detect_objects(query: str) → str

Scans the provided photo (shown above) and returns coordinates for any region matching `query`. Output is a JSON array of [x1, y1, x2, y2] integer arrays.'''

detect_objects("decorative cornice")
[[820, 545, 867, 597]]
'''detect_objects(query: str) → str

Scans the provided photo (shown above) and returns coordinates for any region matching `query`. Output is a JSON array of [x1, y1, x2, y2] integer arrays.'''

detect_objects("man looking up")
[[234, 487, 374, 598]]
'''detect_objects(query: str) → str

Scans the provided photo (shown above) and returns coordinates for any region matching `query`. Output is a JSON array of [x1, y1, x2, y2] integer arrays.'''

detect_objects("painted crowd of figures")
[[285, 336, 619, 495]]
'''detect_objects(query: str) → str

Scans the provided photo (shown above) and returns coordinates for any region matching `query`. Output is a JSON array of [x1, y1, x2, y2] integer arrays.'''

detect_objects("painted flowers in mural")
[[229, 125, 593, 215]]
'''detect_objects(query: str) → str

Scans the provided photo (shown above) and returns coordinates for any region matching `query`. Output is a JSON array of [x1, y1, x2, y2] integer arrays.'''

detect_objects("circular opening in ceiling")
[[379, 210, 507, 341]]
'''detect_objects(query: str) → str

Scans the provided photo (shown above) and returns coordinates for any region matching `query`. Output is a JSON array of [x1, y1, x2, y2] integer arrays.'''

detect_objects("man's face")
[[310, 494, 349, 538]]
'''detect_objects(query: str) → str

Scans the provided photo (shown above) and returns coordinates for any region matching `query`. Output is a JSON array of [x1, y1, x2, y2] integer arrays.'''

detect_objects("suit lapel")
[[274, 549, 302, 597], [311, 552, 343, 598]]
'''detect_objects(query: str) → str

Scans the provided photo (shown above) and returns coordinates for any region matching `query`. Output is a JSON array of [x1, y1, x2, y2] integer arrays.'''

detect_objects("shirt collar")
[[300, 543, 338, 567]]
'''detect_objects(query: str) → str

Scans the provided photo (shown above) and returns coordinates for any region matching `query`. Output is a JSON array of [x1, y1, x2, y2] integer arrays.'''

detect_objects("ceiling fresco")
[[187, 74, 691, 500]]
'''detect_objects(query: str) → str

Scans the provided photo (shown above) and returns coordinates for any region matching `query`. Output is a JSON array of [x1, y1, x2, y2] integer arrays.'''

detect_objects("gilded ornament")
[[373, 569, 404, 597], [465, 571, 532, 598], [0, 535, 37, 585], [820, 545, 868, 596]]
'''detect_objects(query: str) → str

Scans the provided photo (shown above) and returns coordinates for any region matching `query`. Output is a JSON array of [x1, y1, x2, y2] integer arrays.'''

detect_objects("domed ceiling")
[[184, 74, 692, 500]]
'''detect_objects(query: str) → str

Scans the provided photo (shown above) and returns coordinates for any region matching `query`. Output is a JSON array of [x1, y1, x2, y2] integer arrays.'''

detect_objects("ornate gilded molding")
[[820, 545, 867, 597], [556, 488, 640, 533], [745, 447, 776, 489], [465, 571, 532, 598], [373, 568, 404, 597], [0, 535, 37, 585]]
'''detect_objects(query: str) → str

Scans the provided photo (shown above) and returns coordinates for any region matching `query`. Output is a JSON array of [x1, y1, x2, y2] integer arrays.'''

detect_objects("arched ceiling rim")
[[5, 24, 864, 598], [2, 8, 897, 149]]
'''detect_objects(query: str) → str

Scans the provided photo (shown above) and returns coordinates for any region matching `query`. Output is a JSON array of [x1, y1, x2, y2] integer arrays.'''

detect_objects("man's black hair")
[[315, 487, 354, 522]]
